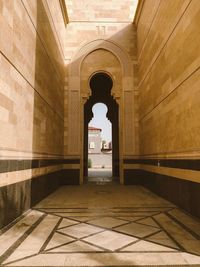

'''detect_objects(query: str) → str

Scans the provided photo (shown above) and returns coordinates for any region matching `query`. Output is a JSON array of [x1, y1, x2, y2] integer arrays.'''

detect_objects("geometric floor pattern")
[[0, 185, 200, 266]]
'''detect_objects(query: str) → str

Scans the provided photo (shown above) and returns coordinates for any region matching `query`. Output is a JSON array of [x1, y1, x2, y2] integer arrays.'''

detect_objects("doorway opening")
[[88, 103, 112, 182], [83, 72, 120, 183]]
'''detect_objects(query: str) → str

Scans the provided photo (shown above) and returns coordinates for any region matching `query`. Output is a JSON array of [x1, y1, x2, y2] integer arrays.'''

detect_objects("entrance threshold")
[[86, 168, 115, 184]]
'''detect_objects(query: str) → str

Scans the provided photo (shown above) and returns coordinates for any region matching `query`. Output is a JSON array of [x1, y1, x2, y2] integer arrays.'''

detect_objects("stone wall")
[[125, 0, 200, 218], [0, 0, 66, 229]]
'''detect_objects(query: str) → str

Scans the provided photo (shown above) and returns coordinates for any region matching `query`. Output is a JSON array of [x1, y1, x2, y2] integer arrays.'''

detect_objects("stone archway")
[[67, 40, 136, 184], [84, 72, 120, 182], [80, 49, 122, 184]]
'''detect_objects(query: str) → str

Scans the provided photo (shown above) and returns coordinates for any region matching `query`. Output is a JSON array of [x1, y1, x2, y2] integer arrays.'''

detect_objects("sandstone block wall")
[[0, 0, 66, 229], [126, 0, 200, 217], [137, 0, 200, 156]]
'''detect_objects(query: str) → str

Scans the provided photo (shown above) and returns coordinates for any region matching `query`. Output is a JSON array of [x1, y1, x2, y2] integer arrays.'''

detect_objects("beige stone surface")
[[116, 221, 159, 238], [136, 0, 160, 56], [45, 232, 74, 251], [5, 215, 60, 263], [88, 217, 126, 228], [35, 184, 173, 208], [84, 230, 136, 251], [0, 210, 43, 256], [50, 240, 103, 252], [136, 0, 200, 158], [65, 0, 138, 22], [65, 22, 136, 61], [0, 0, 65, 158], [58, 223, 102, 238], [121, 240, 175, 252]]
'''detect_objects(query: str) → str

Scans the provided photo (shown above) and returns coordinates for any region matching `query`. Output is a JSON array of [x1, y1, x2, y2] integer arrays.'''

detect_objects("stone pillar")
[[123, 77, 135, 155], [67, 76, 81, 155]]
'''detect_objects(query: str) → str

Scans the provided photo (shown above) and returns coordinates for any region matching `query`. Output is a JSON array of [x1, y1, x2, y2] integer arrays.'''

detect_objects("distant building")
[[88, 126, 102, 154], [109, 141, 112, 150], [102, 141, 112, 151]]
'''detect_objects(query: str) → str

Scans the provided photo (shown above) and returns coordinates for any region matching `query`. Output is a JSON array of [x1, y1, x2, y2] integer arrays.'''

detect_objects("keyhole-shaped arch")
[[84, 72, 119, 181]]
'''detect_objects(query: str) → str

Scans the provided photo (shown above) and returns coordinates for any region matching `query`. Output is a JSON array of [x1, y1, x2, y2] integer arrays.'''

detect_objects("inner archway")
[[84, 72, 120, 183], [90, 72, 113, 95]]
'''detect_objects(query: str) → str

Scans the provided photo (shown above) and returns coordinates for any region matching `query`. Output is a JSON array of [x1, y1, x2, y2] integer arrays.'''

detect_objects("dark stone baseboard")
[[0, 180, 31, 229], [0, 168, 80, 229], [0, 159, 80, 173], [124, 169, 200, 218], [123, 158, 200, 171], [30, 171, 61, 206], [31, 169, 80, 205], [60, 169, 80, 185], [124, 169, 143, 185]]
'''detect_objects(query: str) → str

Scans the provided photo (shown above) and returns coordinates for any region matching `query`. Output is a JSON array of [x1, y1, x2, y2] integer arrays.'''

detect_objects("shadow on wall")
[[31, 1, 65, 206], [0, 180, 31, 229]]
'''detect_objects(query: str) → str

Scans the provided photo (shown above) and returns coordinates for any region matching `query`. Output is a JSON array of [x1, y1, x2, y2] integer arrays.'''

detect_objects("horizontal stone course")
[[123, 158, 200, 171], [0, 159, 80, 173]]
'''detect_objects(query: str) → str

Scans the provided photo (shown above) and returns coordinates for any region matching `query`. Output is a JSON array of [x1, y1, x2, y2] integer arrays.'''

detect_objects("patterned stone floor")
[[0, 184, 200, 266]]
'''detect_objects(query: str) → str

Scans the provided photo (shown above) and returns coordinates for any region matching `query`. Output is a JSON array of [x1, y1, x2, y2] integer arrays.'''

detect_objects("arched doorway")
[[83, 72, 120, 182], [67, 44, 136, 185]]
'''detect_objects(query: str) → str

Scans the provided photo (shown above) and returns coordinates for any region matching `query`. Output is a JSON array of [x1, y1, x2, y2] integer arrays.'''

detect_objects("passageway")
[[1, 0, 200, 266]]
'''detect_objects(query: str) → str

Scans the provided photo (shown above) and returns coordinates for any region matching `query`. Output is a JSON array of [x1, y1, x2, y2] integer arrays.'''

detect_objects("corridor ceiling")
[[65, 0, 138, 22]]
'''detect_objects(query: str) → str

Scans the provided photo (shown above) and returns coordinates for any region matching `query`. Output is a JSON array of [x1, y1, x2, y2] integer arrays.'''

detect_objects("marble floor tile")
[[5, 252, 192, 266], [49, 240, 103, 252], [0, 210, 43, 256], [88, 217, 127, 228], [136, 217, 160, 228], [58, 218, 78, 229], [154, 213, 200, 254], [34, 184, 173, 209], [54, 212, 97, 217], [115, 221, 159, 238], [67, 216, 97, 222], [45, 232, 74, 251], [116, 216, 145, 221], [181, 252, 200, 264], [84, 230, 137, 251], [121, 240, 176, 252], [4, 215, 59, 263], [5, 254, 66, 266], [168, 208, 200, 237], [147, 231, 180, 249], [58, 223, 102, 238]]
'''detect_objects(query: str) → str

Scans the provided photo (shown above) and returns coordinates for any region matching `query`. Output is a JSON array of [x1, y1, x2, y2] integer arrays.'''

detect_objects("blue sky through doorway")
[[89, 103, 111, 142]]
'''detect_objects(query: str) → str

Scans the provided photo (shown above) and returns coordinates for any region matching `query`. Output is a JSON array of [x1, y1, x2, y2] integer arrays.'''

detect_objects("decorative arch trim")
[[69, 39, 132, 76]]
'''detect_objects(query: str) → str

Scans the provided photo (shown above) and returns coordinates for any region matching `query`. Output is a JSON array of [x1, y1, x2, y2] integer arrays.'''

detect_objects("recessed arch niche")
[[67, 40, 136, 184]]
